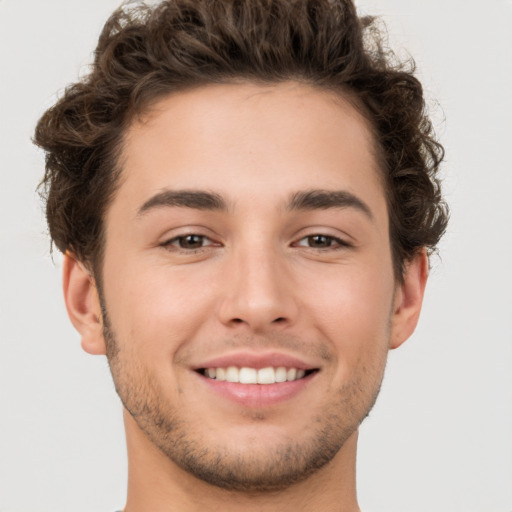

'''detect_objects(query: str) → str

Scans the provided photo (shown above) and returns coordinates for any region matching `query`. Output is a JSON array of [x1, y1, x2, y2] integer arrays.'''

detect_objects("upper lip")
[[192, 351, 318, 371]]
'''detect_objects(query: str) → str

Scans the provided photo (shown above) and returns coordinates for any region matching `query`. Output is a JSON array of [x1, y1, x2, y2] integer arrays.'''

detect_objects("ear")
[[389, 250, 429, 350], [62, 252, 107, 355]]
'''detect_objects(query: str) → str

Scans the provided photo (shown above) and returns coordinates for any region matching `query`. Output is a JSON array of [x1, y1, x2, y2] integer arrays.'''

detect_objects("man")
[[34, 0, 448, 510]]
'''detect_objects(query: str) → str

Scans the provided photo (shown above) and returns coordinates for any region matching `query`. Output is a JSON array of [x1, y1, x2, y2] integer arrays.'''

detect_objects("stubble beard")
[[101, 304, 387, 493]]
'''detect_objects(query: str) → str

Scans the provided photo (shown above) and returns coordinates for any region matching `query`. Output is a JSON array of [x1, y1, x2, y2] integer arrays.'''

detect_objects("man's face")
[[92, 82, 406, 490]]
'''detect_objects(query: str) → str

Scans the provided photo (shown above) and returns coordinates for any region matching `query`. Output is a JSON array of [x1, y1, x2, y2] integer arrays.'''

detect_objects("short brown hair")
[[34, 0, 448, 279]]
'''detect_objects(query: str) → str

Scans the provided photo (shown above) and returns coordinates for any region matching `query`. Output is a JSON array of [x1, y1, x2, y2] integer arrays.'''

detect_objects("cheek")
[[101, 258, 216, 357], [307, 261, 394, 361]]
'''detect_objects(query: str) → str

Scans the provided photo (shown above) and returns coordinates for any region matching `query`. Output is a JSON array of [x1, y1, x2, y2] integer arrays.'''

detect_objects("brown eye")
[[178, 234, 205, 249], [163, 234, 215, 251], [307, 235, 334, 248], [295, 234, 349, 249]]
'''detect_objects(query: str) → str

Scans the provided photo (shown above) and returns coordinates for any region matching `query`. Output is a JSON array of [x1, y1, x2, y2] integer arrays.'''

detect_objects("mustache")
[[178, 331, 334, 364]]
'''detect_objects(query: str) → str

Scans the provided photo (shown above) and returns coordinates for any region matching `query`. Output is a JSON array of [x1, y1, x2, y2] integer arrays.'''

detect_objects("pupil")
[[309, 235, 330, 247], [180, 235, 203, 248]]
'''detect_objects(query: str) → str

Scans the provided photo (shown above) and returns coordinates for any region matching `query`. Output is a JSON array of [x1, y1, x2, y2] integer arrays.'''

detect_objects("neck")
[[122, 411, 360, 512]]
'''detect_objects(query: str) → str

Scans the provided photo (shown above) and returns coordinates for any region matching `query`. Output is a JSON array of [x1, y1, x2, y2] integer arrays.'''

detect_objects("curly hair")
[[34, 0, 448, 280]]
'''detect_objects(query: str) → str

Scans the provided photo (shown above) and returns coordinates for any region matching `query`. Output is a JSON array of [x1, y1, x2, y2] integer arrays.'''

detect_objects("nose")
[[216, 244, 299, 332]]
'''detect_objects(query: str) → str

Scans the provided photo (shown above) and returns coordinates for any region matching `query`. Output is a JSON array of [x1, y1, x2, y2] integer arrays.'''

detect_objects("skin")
[[63, 82, 428, 512]]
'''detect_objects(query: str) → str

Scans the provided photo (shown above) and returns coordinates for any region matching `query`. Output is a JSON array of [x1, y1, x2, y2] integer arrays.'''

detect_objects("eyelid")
[[161, 233, 219, 249], [291, 224, 354, 244], [156, 223, 220, 243], [293, 234, 351, 249]]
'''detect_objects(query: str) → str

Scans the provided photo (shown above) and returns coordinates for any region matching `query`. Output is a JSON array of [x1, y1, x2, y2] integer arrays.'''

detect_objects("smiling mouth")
[[197, 366, 318, 384]]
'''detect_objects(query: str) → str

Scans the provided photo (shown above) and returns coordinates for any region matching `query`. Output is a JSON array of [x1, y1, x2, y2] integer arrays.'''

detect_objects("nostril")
[[227, 316, 288, 327]]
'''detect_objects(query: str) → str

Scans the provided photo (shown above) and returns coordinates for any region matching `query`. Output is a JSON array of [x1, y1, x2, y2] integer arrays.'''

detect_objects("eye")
[[162, 234, 216, 250], [295, 234, 349, 249]]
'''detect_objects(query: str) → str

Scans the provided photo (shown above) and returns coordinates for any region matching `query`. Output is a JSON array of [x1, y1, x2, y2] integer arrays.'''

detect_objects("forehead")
[[114, 81, 386, 219]]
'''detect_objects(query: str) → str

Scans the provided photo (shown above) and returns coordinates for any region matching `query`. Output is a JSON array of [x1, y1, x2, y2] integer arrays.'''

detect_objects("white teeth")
[[226, 366, 239, 382], [257, 367, 276, 384], [275, 366, 287, 383], [203, 366, 311, 384], [239, 367, 257, 384]]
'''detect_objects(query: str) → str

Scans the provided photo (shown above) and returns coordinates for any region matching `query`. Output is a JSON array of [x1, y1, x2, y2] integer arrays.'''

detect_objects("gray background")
[[1, 0, 511, 510]]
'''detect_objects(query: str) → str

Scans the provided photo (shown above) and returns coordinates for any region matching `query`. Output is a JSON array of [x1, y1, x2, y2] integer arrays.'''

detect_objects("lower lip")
[[197, 372, 316, 407]]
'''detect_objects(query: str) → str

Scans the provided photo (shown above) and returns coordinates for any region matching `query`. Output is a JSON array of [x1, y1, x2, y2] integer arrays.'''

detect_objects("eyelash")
[[161, 234, 217, 252], [160, 233, 351, 252], [293, 234, 351, 250]]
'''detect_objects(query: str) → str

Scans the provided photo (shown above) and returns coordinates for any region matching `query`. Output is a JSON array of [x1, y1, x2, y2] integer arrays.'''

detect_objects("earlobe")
[[62, 252, 107, 355], [389, 250, 429, 350]]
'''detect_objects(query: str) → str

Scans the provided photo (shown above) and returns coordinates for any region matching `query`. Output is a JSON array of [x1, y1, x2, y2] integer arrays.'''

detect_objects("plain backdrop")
[[1, 1, 511, 511]]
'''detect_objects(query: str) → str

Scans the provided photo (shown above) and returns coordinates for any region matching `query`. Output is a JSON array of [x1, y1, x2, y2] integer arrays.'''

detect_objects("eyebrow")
[[137, 189, 228, 217], [287, 189, 374, 220], [136, 188, 373, 221]]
